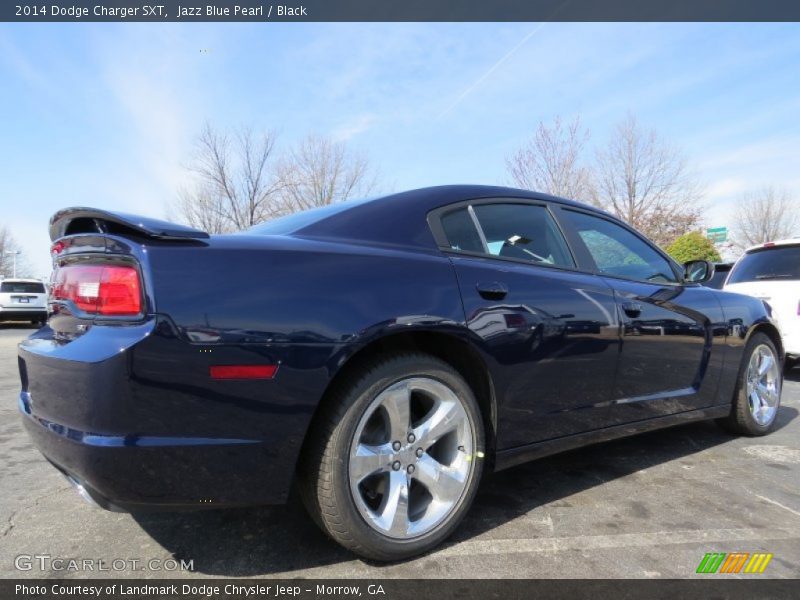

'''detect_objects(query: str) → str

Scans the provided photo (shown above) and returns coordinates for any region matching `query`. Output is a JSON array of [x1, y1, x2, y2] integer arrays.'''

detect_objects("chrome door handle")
[[622, 302, 643, 318]]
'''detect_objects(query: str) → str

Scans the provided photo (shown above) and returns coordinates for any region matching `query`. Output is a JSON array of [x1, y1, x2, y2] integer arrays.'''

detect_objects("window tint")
[[1, 282, 45, 293], [566, 211, 678, 283], [706, 266, 731, 289], [727, 246, 800, 283], [440, 208, 484, 253], [471, 204, 574, 267]]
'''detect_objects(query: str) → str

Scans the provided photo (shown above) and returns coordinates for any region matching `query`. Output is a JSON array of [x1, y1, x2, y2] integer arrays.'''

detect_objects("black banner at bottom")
[[4, 579, 799, 600]]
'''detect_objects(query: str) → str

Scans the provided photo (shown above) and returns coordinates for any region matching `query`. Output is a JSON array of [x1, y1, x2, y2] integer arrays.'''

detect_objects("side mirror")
[[683, 260, 714, 283]]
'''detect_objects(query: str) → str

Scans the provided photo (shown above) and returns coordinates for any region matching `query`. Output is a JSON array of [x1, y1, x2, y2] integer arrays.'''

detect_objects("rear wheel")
[[718, 332, 782, 436], [299, 353, 485, 561]]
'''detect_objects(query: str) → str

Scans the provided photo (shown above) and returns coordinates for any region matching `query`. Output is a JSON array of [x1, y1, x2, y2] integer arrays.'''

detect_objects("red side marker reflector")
[[210, 365, 278, 380]]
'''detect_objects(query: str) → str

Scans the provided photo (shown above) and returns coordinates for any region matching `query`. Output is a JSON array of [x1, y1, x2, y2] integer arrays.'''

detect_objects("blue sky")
[[1, 22, 799, 277]]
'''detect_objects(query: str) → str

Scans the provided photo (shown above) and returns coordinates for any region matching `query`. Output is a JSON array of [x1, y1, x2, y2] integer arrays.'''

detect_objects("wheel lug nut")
[[392, 461, 401, 471], [407, 433, 416, 443], [407, 465, 415, 474], [415, 448, 423, 458], [392, 441, 401, 451]]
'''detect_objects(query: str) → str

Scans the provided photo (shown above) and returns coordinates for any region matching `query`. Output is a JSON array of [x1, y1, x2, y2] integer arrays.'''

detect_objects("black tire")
[[298, 352, 485, 561], [717, 332, 782, 436], [785, 357, 799, 373]]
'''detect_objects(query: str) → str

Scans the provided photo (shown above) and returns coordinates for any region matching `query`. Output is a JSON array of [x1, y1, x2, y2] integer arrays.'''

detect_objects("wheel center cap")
[[394, 445, 418, 465]]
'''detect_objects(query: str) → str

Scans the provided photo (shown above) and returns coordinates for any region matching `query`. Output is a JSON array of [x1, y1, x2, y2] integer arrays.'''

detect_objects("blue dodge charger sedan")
[[18, 185, 783, 560]]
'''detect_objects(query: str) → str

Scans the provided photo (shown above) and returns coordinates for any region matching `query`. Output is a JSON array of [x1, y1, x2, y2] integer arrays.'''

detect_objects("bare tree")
[[594, 113, 704, 247], [0, 226, 13, 276], [506, 116, 595, 202], [276, 134, 378, 213], [174, 124, 283, 232], [0, 226, 27, 278], [173, 185, 235, 234], [732, 186, 799, 247]]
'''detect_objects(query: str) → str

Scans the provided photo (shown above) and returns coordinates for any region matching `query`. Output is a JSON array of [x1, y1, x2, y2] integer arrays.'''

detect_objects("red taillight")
[[52, 264, 142, 316], [210, 365, 278, 380]]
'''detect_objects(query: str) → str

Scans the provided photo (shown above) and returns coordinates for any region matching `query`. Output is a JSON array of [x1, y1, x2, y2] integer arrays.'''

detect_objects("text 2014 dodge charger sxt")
[[18, 185, 784, 560]]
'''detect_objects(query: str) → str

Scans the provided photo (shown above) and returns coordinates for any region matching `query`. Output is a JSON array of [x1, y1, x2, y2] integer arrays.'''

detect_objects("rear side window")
[[441, 203, 574, 268], [0, 282, 45, 293], [565, 210, 678, 283], [440, 208, 484, 253], [727, 246, 800, 284]]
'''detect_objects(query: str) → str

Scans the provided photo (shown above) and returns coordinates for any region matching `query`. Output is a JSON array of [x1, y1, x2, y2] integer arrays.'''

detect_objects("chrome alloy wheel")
[[348, 377, 475, 539], [746, 344, 781, 426]]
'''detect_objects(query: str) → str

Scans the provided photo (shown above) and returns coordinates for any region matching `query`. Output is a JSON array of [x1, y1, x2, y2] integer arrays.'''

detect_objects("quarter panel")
[[147, 236, 461, 347], [21, 235, 468, 507]]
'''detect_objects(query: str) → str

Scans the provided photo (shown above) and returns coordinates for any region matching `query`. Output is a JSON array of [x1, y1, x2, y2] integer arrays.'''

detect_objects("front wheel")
[[718, 332, 782, 436], [299, 353, 485, 561]]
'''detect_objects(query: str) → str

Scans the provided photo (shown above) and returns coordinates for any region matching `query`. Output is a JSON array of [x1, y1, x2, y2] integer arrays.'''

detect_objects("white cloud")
[[0, 29, 51, 92], [706, 178, 750, 201], [331, 114, 377, 141], [95, 30, 201, 214], [437, 23, 547, 119]]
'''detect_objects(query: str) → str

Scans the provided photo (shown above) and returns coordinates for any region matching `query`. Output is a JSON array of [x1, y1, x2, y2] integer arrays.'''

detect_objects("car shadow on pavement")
[[132, 405, 798, 576]]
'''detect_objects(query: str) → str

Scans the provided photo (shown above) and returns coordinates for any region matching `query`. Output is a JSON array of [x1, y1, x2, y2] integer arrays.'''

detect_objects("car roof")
[[744, 238, 800, 253], [277, 184, 610, 250]]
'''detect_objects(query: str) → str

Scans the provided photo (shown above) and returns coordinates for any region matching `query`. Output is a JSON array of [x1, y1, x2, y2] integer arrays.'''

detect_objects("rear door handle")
[[622, 301, 643, 318], [477, 282, 508, 300]]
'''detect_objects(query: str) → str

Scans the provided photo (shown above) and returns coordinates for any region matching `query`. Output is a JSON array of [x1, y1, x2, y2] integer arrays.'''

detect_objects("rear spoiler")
[[49, 207, 210, 242]]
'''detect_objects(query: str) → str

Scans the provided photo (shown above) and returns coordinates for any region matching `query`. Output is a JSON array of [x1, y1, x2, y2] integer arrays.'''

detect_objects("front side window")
[[565, 210, 678, 283], [441, 203, 574, 268]]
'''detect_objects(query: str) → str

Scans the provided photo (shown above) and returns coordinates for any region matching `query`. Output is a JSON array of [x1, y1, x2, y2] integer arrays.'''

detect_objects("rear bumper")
[[17, 317, 334, 510], [0, 308, 46, 321], [19, 391, 282, 510]]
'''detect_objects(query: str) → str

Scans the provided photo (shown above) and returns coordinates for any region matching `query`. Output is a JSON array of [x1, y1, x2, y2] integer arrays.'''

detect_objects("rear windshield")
[[1, 281, 45, 293], [727, 245, 800, 284]]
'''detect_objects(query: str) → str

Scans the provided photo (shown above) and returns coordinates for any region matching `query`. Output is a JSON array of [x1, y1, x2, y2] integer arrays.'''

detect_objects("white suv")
[[724, 239, 800, 370], [0, 278, 48, 325]]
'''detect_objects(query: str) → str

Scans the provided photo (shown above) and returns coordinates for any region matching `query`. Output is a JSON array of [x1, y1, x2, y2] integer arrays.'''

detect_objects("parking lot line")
[[753, 494, 800, 518], [438, 527, 799, 557]]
